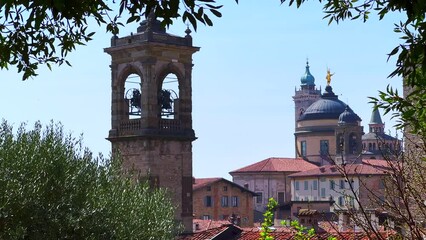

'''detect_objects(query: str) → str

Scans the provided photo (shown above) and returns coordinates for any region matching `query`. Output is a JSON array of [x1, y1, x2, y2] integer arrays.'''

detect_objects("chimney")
[[193, 223, 200, 231]]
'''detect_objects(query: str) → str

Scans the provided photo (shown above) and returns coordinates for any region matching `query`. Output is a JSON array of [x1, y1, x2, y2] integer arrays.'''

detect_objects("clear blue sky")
[[0, 1, 405, 180]]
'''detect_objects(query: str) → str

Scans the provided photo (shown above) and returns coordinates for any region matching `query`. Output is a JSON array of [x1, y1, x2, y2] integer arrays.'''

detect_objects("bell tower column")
[[105, 17, 199, 233]]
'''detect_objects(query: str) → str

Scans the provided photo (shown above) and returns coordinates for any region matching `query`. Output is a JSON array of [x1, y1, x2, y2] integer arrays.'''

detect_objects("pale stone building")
[[288, 161, 387, 217], [362, 108, 402, 159], [229, 157, 317, 221]]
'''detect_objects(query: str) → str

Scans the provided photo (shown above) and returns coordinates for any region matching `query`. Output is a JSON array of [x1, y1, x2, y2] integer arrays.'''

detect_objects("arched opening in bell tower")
[[159, 73, 179, 120], [124, 73, 143, 120], [349, 132, 358, 154]]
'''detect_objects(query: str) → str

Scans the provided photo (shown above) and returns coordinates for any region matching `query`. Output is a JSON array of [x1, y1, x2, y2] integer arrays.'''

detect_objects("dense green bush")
[[0, 120, 180, 239]]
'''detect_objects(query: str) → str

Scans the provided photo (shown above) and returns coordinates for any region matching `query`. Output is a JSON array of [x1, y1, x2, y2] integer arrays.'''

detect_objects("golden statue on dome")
[[326, 68, 334, 86]]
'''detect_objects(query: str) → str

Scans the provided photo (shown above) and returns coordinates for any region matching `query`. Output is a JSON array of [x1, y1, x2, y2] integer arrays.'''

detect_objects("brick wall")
[[193, 180, 254, 227]]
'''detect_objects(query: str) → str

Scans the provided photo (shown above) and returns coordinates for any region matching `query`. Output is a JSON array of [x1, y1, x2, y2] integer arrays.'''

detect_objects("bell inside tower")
[[124, 73, 143, 119], [159, 73, 179, 119]]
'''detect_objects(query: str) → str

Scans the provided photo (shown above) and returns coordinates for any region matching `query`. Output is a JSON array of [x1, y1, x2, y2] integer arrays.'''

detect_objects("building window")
[[320, 140, 329, 155], [223, 186, 228, 191], [221, 196, 229, 207], [295, 181, 300, 190], [203, 215, 211, 220], [313, 180, 318, 190], [330, 180, 335, 190], [348, 196, 355, 207], [338, 196, 344, 206], [301, 141, 307, 157], [304, 180, 308, 190], [244, 183, 249, 189], [278, 192, 285, 204], [206, 186, 211, 191], [205, 196, 212, 207], [321, 188, 326, 198], [340, 180, 345, 189], [379, 179, 385, 189], [379, 195, 385, 204], [256, 192, 263, 204], [231, 196, 239, 207]]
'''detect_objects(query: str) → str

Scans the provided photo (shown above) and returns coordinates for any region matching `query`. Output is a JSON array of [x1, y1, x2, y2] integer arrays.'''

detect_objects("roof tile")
[[230, 157, 318, 174], [289, 163, 387, 178]]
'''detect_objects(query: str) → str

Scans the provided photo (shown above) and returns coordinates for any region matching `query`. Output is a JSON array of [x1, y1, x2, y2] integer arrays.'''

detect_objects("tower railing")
[[119, 119, 142, 135], [118, 118, 183, 136]]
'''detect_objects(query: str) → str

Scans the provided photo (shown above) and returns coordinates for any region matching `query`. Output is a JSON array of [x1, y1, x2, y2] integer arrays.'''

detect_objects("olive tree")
[[0, 120, 180, 239]]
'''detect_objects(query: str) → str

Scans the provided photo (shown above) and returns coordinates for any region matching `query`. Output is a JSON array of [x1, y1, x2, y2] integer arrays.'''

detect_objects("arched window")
[[337, 134, 344, 154], [349, 133, 357, 154], [124, 73, 143, 119]]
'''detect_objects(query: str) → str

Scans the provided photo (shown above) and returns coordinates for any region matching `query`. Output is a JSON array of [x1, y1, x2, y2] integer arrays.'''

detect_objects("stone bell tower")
[[104, 16, 199, 232], [293, 61, 321, 128]]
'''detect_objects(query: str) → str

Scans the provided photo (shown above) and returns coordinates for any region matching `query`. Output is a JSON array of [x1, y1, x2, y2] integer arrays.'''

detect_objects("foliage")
[[290, 0, 426, 141], [259, 198, 277, 240], [2, 0, 425, 91], [0, 0, 229, 80], [260, 198, 337, 240], [0, 120, 180, 239], [290, 220, 316, 240]]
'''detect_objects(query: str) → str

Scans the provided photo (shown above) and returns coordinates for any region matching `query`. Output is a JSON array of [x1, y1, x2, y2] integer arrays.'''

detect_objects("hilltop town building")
[[229, 157, 318, 221], [230, 62, 399, 226], [192, 178, 256, 227], [362, 108, 401, 159]]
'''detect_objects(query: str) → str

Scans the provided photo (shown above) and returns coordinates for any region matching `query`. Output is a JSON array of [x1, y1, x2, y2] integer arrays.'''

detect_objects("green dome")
[[301, 61, 315, 86]]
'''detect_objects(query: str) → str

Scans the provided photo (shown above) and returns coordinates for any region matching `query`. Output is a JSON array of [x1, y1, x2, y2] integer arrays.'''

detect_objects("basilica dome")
[[299, 85, 347, 121]]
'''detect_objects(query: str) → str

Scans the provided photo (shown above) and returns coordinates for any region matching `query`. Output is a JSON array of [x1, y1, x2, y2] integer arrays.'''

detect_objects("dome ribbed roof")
[[338, 105, 361, 124], [299, 85, 346, 121], [300, 61, 315, 86]]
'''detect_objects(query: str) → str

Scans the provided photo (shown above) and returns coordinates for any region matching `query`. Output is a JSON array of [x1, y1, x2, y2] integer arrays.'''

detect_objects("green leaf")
[[210, 9, 222, 17]]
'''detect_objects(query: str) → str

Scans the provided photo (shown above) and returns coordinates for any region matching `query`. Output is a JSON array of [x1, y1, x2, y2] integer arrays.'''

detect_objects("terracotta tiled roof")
[[193, 177, 257, 195], [192, 178, 221, 190], [229, 157, 318, 174], [288, 163, 387, 178], [192, 219, 231, 232], [362, 158, 397, 169], [179, 223, 396, 239], [177, 225, 233, 240], [236, 227, 294, 239], [298, 209, 319, 216]]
